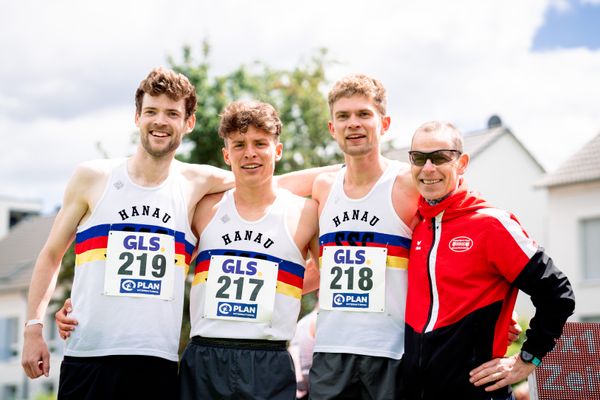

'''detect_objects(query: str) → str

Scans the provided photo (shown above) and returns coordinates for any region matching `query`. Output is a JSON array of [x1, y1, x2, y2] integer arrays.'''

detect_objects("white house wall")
[[0, 290, 61, 400], [464, 134, 547, 244], [463, 134, 547, 320], [546, 180, 600, 321]]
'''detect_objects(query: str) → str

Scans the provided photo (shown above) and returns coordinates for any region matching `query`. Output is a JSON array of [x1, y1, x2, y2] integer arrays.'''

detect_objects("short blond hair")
[[328, 74, 387, 116]]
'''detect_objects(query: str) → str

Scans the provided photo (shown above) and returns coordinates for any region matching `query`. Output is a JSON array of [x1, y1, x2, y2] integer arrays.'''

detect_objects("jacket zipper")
[[424, 213, 443, 333], [419, 213, 443, 399]]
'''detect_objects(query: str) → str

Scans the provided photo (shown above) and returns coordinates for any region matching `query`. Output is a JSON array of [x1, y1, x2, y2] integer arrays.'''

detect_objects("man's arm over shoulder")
[[190, 191, 226, 253], [276, 164, 342, 197], [311, 171, 337, 213], [303, 235, 320, 294], [182, 163, 235, 197], [22, 161, 103, 379], [298, 197, 320, 294], [392, 162, 420, 228], [284, 194, 320, 294]]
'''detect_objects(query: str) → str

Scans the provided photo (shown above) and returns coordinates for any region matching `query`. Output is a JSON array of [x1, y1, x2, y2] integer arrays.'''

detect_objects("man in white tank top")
[[21, 68, 326, 400], [179, 100, 320, 399], [308, 76, 522, 400], [309, 74, 420, 400]]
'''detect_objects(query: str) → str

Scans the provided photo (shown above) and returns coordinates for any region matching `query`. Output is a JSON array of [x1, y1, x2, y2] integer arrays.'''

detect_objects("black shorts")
[[179, 336, 296, 400], [309, 352, 404, 400], [58, 355, 178, 400]]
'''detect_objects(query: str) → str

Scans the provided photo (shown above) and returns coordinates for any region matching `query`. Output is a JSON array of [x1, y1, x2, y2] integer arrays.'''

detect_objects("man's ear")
[[328, 120, 336, 139], [184, 114, 196, 134], [222, 145, 231, 166], [457, 153, 470, 175], [380, 115, 391, 135], [274, 142, 283, 161]]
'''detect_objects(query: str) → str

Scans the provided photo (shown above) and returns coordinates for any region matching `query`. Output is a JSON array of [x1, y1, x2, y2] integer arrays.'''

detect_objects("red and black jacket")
[[403, 181, 575, 400]]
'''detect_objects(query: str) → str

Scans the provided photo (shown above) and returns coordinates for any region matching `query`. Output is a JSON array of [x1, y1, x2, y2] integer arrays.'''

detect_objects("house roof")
[[537, 132, 600, 188], [385, 126, 545, 172], [0, 215, 54, 291]]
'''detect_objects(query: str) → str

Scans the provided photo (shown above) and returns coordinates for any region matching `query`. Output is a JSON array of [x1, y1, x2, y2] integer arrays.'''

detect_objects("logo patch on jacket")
[[449, 236, 473, 252]]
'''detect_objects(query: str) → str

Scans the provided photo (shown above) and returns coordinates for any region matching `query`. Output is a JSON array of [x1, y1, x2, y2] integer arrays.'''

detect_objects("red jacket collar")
[[417, 178, 491, 221]]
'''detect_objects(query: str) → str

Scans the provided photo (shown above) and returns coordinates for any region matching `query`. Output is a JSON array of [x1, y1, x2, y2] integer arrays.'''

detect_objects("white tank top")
[[66, 158, 196, 361], [189, 189, 306, 341], [315, 161, 412, 359]]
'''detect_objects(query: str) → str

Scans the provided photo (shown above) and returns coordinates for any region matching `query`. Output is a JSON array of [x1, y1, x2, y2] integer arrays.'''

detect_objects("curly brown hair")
[[135, 67, 197, 119], [218, 101, 282, 142]]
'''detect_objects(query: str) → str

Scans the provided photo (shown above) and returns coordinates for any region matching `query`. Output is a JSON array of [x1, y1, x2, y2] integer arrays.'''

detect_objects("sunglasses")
[[408, 149, 462, 166]]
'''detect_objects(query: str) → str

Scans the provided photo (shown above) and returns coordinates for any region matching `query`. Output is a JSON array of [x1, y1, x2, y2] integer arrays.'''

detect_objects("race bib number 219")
[[104, 231, 175, 300]]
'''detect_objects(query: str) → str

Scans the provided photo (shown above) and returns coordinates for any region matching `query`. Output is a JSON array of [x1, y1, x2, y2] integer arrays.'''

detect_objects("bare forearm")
[[22, 252, 62, 379], [302, 258, 320, 294], [26, 253, 62, 320], [276, 164, 342, 197]]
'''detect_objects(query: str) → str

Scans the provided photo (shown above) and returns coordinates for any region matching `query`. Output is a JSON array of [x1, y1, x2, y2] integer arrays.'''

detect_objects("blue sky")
[[533, 1, 600, 50], [1, 0, 600, 212]]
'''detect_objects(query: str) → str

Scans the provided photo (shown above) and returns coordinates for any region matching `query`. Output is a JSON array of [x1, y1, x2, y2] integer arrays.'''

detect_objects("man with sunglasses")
[[402, 121, 575, 400], [309, 74, 419, 399], [308, 77, 520, 399]]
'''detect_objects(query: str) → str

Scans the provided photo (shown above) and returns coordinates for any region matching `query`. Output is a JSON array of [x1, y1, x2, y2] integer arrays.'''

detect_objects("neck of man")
[[342, 152, 388, 196], [233, 179, 278, 221], [425, 191, 452, 206], [128, 147, 174, 187], [424, 180, 461, 205]]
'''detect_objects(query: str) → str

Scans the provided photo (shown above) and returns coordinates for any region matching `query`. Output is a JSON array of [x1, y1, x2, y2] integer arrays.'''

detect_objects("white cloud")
[[548, 0, 572, 12], [2, 0, 600, 210], [0, 107, 135, 211]]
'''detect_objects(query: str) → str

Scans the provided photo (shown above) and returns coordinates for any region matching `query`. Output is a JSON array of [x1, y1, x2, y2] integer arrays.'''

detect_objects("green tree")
[[169, 41, 341, 171]]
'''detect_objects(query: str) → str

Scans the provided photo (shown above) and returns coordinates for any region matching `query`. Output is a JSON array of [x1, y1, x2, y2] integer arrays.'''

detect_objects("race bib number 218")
[[320, 246, 387, 312]]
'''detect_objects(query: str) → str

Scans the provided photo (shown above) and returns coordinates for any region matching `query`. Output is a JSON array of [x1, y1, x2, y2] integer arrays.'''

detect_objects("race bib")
[[104, 230, 175, 300], [320, 246, 387, 312], [204, 255, 278, 323]]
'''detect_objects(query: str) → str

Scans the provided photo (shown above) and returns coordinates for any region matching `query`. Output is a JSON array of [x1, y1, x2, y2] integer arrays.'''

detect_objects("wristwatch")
[[519, 350, 542, 367]]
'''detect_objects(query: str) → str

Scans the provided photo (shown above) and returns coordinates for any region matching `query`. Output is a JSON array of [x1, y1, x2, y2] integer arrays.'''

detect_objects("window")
[[1, 384, 17, 400], [581, 217, 600, 281], [581, 315, 600, 323], [8, 210, 38, 228], [0, 317, 18, 361]]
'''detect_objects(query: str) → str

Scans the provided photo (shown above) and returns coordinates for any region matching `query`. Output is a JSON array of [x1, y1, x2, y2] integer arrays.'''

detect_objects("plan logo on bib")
[[119, 278, 162, 295], [217, 301, 258, 319], [333, 293, 369, 308]]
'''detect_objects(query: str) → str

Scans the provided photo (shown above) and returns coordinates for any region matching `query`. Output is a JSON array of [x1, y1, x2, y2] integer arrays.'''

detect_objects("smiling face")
[[410, 123, 469, 201], [328, 94, 390, 157], [135, 93, 195, 159], [222, 126, 282, 186]]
